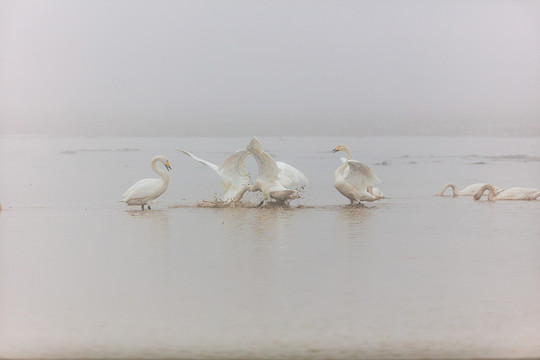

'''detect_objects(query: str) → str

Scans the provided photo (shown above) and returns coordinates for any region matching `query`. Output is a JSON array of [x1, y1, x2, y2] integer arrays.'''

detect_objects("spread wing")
[[218, 149, 250, 188], [249, 150, 280, 182], [276, 161, 310, 188], [344, 160, 381, 189], [177, 149, 219, 174], [247, 137, 280, 181]]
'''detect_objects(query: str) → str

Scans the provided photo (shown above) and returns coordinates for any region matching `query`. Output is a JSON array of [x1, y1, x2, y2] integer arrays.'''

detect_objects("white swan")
[[336, 157, 385, 199], [235, 137, 309, 205], [177, 148, 250, 201], [332, 145, 381, 204], [120, 155, 171, 210], [275, 161, 310, 190], [473, 184, 540, 201], [437, 182, 502, 197]]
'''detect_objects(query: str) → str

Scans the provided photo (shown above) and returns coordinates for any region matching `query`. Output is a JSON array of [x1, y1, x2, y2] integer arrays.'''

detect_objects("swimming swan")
[[177, 148, 250, 201], [120, 155, 171, 210], [473, 184, 540, 201], [332, 145, 382, 204], [235, 137, 309, 205], [437, 182, 502, 197]]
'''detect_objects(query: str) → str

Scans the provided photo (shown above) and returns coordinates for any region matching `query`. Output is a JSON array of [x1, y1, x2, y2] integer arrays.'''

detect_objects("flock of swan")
[[120, 137, 540, 210], [438, 182, 540, 201]]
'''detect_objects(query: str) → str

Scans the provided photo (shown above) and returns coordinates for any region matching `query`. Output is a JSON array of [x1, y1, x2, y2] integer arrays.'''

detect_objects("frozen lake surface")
[[1, 136, 539, 359]]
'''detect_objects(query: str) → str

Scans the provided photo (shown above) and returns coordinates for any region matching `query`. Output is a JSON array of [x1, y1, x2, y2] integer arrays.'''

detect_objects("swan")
[[120, 155, 171, 210], [235, 137, 309, 205], [337, 157, 385, 199], [437, 182, 502, 197], [275, 161, 310, 190], [177, 148, 250, 201], [473, 184, 540, 201], [332, 144, 381, 204]]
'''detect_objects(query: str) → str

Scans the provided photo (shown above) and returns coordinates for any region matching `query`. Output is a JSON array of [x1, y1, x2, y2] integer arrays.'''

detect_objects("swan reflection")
[[334, 205, 374, 243]]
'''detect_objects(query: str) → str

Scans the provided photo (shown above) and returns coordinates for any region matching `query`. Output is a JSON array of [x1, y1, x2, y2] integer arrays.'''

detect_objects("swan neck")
[[341, 145, 352, 160], [485, 184, 495, 200], [448, 183, 459, 196], [152, 158, 169, 184], [477, 184, 495, 200], [437, 182, 458, 196]]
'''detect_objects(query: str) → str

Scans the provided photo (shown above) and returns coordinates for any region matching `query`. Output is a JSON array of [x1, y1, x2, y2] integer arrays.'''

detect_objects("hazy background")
[[1, 0, 539, 137]]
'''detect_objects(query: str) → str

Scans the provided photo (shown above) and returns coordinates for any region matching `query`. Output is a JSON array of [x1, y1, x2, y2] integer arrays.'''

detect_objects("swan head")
[[332, 145, 343, 153], [248, 136, 263, 154], [155, 156, 172, 171]]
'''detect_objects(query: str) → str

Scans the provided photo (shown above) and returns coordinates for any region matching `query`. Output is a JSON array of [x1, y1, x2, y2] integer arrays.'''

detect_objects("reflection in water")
[[124, 209, 171, 246], [217, 206, 292, 242], [215, 207, 303, 315], [334, 204, 374, 243], [124, 209, 172, 294], [217, 207, 284, 272]]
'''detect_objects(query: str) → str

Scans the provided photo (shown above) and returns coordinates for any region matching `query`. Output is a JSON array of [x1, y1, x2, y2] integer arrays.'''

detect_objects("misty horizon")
[[1, 0, 539, 137], [3, 115, 537, 138]]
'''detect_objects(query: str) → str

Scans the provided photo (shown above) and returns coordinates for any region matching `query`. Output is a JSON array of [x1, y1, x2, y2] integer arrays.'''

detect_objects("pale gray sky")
[[1, 0, 539, 136]]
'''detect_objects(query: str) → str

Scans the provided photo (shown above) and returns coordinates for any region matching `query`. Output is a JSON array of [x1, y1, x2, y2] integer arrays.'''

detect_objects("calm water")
[[1, 136, 539, 359]]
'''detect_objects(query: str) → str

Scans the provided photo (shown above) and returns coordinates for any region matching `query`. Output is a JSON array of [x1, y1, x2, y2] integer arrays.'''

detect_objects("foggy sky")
[[1, 0, 539, 136]]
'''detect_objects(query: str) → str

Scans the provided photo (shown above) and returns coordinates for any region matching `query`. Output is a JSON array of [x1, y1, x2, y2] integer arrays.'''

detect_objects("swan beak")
[[332, 145, 340, 153], [165, 161, 172, 171]]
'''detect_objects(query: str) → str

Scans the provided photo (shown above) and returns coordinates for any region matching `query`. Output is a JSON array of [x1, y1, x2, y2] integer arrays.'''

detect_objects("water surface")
[[1, 136, 539, 359]]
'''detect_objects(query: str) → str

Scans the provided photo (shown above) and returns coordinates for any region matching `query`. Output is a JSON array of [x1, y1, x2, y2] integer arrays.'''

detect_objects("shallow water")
[[1, 136, 539, 359]]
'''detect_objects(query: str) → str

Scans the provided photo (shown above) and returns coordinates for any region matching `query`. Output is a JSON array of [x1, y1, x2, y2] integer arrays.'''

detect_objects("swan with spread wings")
[[234, 137, 309, 205], [177, 147, 250, 201], [332, 144, 383, 204]]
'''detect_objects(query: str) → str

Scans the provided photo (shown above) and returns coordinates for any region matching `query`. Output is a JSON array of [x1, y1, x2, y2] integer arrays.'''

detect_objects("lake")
[[1, 136, 539, 359]]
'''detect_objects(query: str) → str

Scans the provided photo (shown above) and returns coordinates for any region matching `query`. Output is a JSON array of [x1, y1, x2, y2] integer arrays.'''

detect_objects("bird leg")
[[141, 205, 145, 210]]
